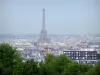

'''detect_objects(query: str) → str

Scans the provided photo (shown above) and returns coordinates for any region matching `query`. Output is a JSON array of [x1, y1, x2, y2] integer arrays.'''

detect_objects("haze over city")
[[0, 0, 100, 35], [1, 1, 100, 73]]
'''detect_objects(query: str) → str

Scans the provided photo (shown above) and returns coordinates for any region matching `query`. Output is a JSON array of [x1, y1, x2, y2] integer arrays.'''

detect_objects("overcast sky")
[[0, 0, 100, 35]]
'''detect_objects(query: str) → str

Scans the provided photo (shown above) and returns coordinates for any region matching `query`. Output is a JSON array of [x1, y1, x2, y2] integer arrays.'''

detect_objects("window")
[[76, 57, 78, 59], [89, 57, 92, 60], [69, 52, 70, 54], [76, 52, 78, 54], [95, 57, 97, 59], [85, 54, 87, 57], [92, 57, 94, 60], [82, 57, 85, 60], [79, 57, 83, 60], [79, 52, 80, 55], [76, 54, 78, 56], [70, 52, 73, 56], [71, 52, 73, 54], [95, 53, 97, 55], [85, 57, 87, 59]]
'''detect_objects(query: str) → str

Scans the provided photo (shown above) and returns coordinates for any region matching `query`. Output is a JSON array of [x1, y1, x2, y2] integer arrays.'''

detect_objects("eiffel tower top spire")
[[42, 8, 45, 30]]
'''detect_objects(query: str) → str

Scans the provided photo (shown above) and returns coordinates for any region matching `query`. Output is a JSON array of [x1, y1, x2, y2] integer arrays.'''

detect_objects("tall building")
[[38, 8, 49, 43]]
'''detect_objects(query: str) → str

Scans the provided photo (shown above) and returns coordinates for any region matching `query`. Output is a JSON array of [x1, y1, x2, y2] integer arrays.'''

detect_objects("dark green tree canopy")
[[0, 43, 23, 75]]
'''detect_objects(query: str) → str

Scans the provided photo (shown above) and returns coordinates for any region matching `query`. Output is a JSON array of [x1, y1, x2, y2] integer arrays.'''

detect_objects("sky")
[[0, 0, 100, 35]]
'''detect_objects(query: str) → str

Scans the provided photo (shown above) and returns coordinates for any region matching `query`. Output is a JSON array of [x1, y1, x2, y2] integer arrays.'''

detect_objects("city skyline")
[[0, 0, 100, 35]]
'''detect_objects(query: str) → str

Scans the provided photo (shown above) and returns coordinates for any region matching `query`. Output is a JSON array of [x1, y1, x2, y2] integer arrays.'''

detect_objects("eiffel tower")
[[38, 8, 49, 43]]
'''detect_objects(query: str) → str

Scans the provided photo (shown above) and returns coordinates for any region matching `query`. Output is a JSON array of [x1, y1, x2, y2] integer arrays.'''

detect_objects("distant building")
[[63, 49, 100, 64]]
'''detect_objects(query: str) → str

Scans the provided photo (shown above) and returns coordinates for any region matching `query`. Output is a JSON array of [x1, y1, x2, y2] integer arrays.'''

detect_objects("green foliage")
[[78, 63, 93, 74], [62, 61, 93, 75], [84, 61, 100, 75], [0, 43, 23, 75], [44, 54, 72, 75], [44, 53, 55, 64], [0, 65, 7, 75], [14, 60, 39, 75], [62, 62, 79, 75], [38, 61, 53, 75]]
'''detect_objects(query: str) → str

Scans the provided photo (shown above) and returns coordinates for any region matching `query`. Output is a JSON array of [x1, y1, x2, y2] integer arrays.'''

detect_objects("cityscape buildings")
[[63, 49, 98, 64], [0, 9, 100, 64]]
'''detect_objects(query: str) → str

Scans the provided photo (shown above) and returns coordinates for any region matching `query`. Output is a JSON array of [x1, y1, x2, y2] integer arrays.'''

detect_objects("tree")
[[62, 61, 92, 75], [44, 53, 55, 64], [62, 61, 79, 75], [51, 54, 71, 75], [38, 61, 53, 75], [0, 64, 7, 75], [44, 54, 71, 75], [84, 61, 100, 75], [77, 63, 93, 75], [14, 60, 39, 75], [0, 43, 23, 75]]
